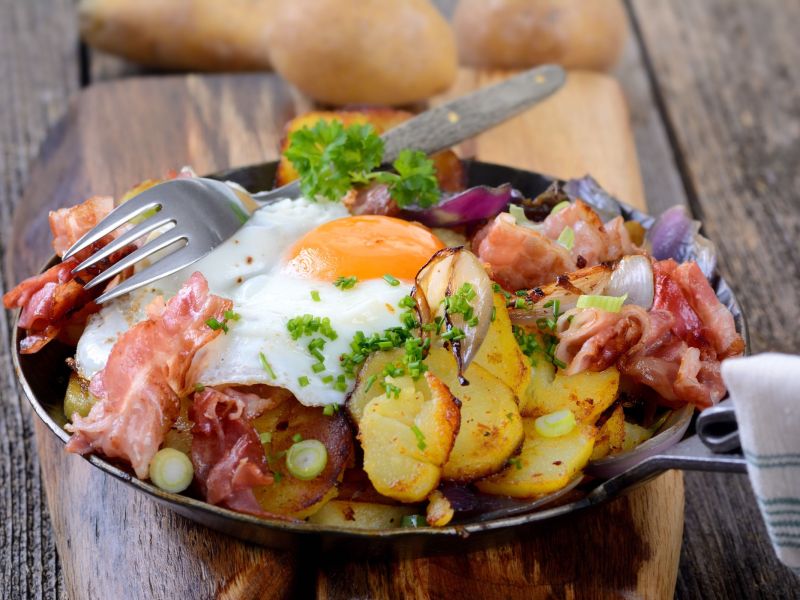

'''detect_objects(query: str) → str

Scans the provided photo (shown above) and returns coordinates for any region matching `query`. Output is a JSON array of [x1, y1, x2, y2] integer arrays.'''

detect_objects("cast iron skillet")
[[12, 160, 747, 556]]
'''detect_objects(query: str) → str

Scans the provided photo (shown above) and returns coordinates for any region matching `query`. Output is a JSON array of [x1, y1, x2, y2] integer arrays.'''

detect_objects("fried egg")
[[75, 197, 444, 406]]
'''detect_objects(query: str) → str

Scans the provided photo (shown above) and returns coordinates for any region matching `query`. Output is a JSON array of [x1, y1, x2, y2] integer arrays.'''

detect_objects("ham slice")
[[474, 201, 641, 291], [555, 305, 649, 375], [672, 261, 744, 358], [190, 387, 286, 518], [473, 212, 575, 290], [66, 273, 232, 479]]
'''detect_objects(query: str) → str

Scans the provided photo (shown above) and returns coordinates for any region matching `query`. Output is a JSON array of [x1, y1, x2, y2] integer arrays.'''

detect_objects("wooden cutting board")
[[10, 69, 683, 599]]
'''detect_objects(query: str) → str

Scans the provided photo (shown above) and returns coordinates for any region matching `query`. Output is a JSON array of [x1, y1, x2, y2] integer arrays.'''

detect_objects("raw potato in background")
[[266, 0, 458, 106], [453, 0, 628, 71], [79, 0, 277, 71]]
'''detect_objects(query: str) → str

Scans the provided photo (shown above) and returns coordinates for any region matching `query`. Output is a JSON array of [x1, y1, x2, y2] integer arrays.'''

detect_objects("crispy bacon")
[[474, 202, 641, 290], [4, 195, 118, 354], [190, 387, 282, 517], [65, 273, 231, 479], [473, 213, 575, 290], [672, 261, 744, 358], [49, 195, 114, 258], [555, 305, 649, 375]]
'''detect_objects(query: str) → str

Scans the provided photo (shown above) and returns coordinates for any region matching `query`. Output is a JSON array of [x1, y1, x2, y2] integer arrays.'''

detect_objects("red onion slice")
[[400, 184, 517, 227], [586, 403, 694, 479]]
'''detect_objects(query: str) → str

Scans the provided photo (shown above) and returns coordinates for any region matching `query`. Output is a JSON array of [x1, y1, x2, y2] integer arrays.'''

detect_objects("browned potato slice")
[[348, 347, 524, 483], [359, 372, 460, 503], [426, 348, 524, 482], [476, 420, 596, 498], [63, 372, 96, 421], [307, 500, 416, 529], [521, 359, 620, 425], [589, 404, 625, 461], [426, 490, 455, 527], [472, 292, 531, 400], [252, 398, 353, 518]]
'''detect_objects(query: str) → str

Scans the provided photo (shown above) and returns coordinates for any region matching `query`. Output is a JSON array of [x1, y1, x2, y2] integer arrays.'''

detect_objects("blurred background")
[[1, 1, 798, 598]]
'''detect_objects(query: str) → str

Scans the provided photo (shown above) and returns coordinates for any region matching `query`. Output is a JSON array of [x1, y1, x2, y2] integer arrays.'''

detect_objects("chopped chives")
[[224, 310, 241, 321], [383, 274, 400, 286], [194, 383, 205, 393], [298, 376, 310, 387], [259, 352, 276, 379], [334, 275, 358, 290], [259, 432, 272, 444], [292, 433, 303, 443], [311, 290, 321, 302], [410, 424, 427, 451], [364, 374, 377, 392]]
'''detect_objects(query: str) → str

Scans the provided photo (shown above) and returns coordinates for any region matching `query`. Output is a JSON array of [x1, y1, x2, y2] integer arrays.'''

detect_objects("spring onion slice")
[[575, 293, 628, 313], [286, 439, 328, 480], [550, 200, 570, 215], [534, 409, 577, 438], [401, 514, 425, 528], [556, 226, 575, 250], [149, 448, 194, 493]]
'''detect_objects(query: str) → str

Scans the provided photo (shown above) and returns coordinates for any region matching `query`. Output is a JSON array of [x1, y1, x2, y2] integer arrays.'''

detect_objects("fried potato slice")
[[589, 404, 625, 461], [521, 358, 620, 425], [359, 372, 460, 503], [252, 398, 354, 518], [475, 420, 596, 498], [425, 348, 524, 482], [307, 500, 417, 529], [472, 292, 531, 400]]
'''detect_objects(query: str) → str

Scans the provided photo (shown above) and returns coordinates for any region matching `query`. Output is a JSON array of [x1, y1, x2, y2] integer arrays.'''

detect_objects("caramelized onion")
[[604, 255, 654, 309], [413, 247, 494, 380]]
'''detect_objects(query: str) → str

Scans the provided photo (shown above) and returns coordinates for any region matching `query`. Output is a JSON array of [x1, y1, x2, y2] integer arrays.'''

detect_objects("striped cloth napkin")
[[722, 353, 800, 577]]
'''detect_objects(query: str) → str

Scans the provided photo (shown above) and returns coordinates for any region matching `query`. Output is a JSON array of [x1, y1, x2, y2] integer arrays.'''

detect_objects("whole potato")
[[453, 0, 628, 72], [267, 0, 458, 106], [79, 0, 277, 71]]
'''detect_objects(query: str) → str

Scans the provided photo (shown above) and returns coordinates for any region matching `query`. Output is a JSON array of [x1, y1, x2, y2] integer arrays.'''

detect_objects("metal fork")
[[64, 65, 566, 304]]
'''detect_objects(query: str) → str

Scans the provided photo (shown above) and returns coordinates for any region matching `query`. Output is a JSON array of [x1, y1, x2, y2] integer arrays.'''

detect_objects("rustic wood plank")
[[0, 0, 81, 598], [8, 74, 315, 599], [630, 0, 800, 596], [316, 69, 685, 599]]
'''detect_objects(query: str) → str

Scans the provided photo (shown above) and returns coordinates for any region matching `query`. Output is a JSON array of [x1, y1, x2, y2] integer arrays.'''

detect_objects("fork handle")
[[252, 65, 566, 203]]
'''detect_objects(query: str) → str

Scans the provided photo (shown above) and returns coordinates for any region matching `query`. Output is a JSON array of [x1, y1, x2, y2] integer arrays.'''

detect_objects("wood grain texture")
[[436, 69, 646, 209], [0, 0, 79, 598], [630, 0, 800, 596], [8, 71, 684, 599]]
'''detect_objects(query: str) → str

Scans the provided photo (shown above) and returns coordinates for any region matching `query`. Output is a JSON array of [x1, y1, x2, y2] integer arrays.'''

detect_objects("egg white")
[[74, 196, 414, 406]]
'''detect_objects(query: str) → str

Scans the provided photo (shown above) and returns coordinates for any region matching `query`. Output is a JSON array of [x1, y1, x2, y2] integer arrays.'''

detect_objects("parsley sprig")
[[284, 120, 440, 207]]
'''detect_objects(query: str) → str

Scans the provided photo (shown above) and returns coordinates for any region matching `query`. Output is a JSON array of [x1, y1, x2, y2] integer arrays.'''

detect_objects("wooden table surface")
[[0, 1, 798, 598]]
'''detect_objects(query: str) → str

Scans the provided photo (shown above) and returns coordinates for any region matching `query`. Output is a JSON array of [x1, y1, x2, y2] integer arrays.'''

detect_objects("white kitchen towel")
[[722, 353, 800, 577]]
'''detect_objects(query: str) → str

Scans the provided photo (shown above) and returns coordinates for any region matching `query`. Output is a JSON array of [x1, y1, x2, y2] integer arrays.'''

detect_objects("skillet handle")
[[586, 401, 746, 503], [695, 398, 741, 453]]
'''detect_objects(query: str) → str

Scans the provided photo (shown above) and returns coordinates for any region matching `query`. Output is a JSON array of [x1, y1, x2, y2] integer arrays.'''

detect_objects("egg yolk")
[[285, 215, 445, 281]]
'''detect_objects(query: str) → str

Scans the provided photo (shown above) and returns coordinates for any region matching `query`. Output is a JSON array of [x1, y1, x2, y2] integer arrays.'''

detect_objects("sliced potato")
[[359, 372, 460, 503], [252, 398, 354, 518], [64, 372, 96, 421], [476, 420, 596, 498], [347, 348, 404, 425], [622, 421, 654, 452], [589, 404, 625, 461], [308, 500, 416, 529], [472, 293, 531, 400], [426, 490, 455, 527], [426, 348, 524, 482], [521, 358, 620, 425]]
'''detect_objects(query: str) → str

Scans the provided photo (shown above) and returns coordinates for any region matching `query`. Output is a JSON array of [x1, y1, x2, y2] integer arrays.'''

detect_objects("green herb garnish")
[[334, 276, 358, 290]]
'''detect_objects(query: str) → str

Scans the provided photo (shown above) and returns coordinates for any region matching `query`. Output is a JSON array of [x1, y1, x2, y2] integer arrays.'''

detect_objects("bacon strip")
[[473, 202, 641, 291], [473, 213, 575, 291], [672, 261, 744, 358], [66, 273, 231, 479], [4, 196, 116, 353], [190, 388, 285, 518]]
